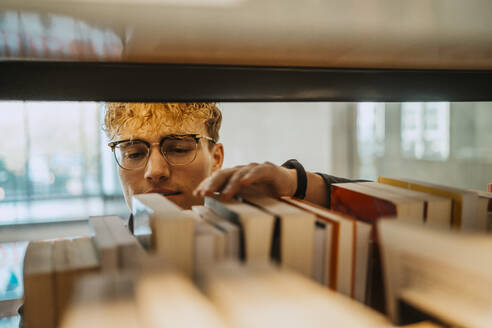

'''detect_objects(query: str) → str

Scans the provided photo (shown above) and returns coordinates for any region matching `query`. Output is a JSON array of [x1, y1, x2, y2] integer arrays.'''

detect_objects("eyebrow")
[[120, 133, 199, 143]]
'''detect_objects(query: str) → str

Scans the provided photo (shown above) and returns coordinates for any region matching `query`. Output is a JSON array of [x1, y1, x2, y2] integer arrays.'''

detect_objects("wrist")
[[285, 168, 298, 197]]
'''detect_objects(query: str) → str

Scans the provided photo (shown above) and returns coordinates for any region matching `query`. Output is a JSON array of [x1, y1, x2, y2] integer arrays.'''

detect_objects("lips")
[[161, 191, 181, 196], [146, 189, 181, 196]]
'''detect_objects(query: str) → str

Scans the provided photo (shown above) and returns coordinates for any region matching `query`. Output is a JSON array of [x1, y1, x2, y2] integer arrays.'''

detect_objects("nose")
[[144, 146, 170, 183]]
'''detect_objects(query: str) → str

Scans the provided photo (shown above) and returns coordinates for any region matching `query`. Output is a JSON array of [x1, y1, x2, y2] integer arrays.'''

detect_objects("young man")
[[104, 102, 354, 211]]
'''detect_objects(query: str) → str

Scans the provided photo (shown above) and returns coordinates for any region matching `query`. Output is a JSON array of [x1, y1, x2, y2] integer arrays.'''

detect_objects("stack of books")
[[22, 177, 492, 327], [132, 192, 375, 304], [58, 262, 390, 328], [23, 237, 99, 327]]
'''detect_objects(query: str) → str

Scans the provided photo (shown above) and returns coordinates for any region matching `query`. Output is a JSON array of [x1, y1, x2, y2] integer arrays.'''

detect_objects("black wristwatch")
[[281, 159, 307, 199]]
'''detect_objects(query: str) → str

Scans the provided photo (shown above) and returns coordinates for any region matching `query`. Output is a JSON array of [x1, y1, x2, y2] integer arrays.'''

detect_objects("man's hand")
[[193, 162, 298, 200]]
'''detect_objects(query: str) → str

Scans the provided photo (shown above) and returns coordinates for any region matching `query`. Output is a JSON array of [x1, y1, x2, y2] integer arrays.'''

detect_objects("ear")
[[210, 143, 224, 173]]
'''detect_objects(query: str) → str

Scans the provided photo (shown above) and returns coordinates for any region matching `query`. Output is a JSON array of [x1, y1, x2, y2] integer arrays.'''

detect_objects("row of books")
[[60, 263, 393, 328], [22, 215, 146, 328], [24, 214, 390, 327], [380, 219, 492, 327], [23, 177, 492, 327], [133, 192, 374, 303]]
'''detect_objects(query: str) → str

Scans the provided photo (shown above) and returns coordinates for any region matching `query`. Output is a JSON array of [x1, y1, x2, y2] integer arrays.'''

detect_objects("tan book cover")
[[23, 241, 56, 328], [137, 272, 227, 328], [60, 273, 139, 328], [202, 262, 389, 327], [132, 193, 195, 277], [193, 205, 240, 260], [361, 182, 452, 228], [242, 195, 317, 278], [379, 219, 492, 326], [205, 196, 275, 265], [281, 197, 355, 298], [378, 176, 479, 230], [89, 216, 119, 272]]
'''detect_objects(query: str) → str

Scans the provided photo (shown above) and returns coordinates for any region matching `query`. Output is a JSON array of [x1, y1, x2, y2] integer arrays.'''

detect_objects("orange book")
[[331, 185, 397, 222], [331, 183, 424, 227], [282, 197, 372, 305]]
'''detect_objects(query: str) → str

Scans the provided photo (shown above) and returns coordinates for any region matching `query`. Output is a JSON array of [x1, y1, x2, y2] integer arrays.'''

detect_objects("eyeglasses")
[[108, 134, 216, 170]]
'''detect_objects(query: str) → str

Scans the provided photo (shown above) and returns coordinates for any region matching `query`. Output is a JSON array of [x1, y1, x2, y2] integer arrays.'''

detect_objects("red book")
[[330, 183, 425, 225]]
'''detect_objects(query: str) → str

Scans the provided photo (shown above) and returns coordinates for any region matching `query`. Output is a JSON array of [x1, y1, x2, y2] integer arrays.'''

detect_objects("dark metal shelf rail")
[[1, 61, 492, 102]]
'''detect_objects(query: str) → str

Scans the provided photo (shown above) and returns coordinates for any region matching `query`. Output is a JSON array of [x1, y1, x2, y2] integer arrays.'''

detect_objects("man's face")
[[116, 121, 223, 210]]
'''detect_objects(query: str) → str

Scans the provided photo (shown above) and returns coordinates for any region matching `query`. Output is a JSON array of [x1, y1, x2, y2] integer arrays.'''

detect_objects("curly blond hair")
[[104, 103, 222, 143]]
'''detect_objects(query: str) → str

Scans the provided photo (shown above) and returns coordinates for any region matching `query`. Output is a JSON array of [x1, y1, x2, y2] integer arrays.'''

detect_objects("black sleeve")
[[315, 172, 370, 209], [17, 303, 23, 328]]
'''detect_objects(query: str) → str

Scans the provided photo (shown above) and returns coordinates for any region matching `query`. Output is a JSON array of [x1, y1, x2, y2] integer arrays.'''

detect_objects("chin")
[[163, 194, 191, 210], [170, 195, 204, 210]]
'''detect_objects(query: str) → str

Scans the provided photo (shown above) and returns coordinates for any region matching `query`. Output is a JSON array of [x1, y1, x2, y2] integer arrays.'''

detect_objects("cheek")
[[182, 156, 212, 186], [119, 169, 141, 194]]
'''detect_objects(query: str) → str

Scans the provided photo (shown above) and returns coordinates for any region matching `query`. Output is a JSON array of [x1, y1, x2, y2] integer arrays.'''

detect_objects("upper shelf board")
[[1, 0, 492, 70]]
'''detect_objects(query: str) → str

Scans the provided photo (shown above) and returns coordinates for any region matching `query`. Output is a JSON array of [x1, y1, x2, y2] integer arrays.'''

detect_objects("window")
[[401, 102, 450, 161], [0, 101, 126, 224], [356, 103, 385, 179]]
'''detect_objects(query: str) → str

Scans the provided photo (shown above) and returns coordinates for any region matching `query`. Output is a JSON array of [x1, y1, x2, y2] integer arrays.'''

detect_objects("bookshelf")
[[1, 0, 492, 326], [1, 1, 492, 102]]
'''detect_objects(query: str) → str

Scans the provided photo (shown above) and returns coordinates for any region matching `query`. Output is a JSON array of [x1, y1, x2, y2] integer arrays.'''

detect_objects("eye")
[[126, 151, 146, 159], [168, 147, 191, 154]]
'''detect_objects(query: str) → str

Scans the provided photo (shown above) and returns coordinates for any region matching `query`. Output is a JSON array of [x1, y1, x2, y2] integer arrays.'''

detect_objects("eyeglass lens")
[[114, 137, 198, 169]]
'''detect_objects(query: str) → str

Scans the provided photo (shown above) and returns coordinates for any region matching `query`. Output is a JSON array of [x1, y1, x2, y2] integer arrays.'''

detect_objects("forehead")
[[117, 119, 207, 142]]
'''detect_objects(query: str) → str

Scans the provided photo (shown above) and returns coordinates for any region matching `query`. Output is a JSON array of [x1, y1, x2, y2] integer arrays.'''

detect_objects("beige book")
[[60, 273, 139, 328], [23, 241, 56, 328], [53, 239, 73, 327], [378, 219, 492, 327], [361, 182, 452, 228], [205, 196, 275, 264], [282, 197, 372, 304], [202, 262, 389, 328], [312, 220, 331, 285], [184, 209, 227, 277], [54, 238, 100, 325], [242, 195, 317, 278], [186, 209, 227, 262], [192, 205, 240, 259], [353, 220, 372, 303], [281, 197, 354, 298], [69, 238, 99, 276], [104, 215, 147, 270], [469, 189, 492, 231], [132, 193, 195, 277], [89, 216, 119, 271], [378, 176, 479, 230], [136, 272, 228, 328]]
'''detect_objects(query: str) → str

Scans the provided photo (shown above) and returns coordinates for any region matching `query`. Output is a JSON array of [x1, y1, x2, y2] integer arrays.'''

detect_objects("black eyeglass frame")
[[108, 133, 216, 170]]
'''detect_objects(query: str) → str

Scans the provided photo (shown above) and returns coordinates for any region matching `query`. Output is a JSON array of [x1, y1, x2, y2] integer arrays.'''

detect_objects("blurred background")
[[0, 100, 491, 309]]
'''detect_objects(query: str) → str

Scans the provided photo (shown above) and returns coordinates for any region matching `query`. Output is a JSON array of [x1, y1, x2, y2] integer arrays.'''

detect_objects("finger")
[[221, 166, 255, 199], [193, 167, 243, 197], [193, 168, 234, 197], [240, 162, 296, 197], [240, 162, 275, 185]]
